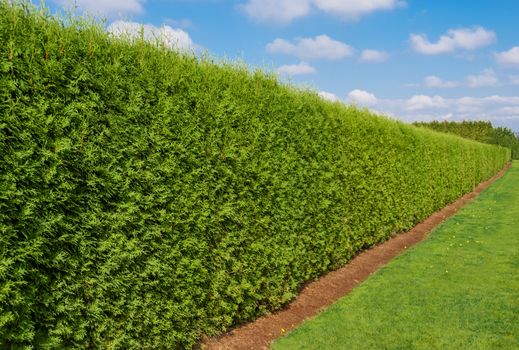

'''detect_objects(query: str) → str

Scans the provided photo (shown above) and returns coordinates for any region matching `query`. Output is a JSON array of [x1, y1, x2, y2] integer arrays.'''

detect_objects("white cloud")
[[441, 113, 454, 120], [406, 95, 447, 110], [266, 35, 353, 60], [342, 90, 519, 130], [318, 91, 341, 102], [509, 75, 519, 85], [240, 0, 311, 24], [314, 0, 404, 19], [107, 21, 196, 51], [466, 69, 498, 88], [348, 89, 378, 106], [422, 69, 502, 89], [164, 18, 193, 30], [410, 27, 495, 55], [495, 46, 519, 67], [241, 0, 404, 23], [360, 49, 389, 63], [53, 0, 144, 16], [276, 62, 316, 76], [424, 75, 458, 88], [498, 106, 519, 115]]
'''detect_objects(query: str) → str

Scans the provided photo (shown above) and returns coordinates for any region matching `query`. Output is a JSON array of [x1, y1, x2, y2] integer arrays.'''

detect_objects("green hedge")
[[0, 2, 510, 349], [414, 120, 519, 160]]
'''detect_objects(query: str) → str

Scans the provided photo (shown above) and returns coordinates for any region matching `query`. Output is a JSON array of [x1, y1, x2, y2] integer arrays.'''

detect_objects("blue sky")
[[44, 0, 519, 131]]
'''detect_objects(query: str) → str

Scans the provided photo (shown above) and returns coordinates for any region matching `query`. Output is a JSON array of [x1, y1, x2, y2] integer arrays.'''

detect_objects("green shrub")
[[0, 1, 510, 348], [414, 120, 519, 159]]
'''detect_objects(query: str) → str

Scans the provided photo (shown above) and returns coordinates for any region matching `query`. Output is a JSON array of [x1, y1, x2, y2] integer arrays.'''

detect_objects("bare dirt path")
[[202, 164, 511, 350]]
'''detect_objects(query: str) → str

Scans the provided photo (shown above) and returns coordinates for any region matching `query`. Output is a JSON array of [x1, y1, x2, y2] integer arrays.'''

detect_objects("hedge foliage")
[[0, 2, 511, 349], [414, 120, 519, 159]]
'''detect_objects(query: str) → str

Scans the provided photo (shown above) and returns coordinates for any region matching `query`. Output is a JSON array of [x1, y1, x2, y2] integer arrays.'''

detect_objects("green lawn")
[[273, 161, 519, 350]]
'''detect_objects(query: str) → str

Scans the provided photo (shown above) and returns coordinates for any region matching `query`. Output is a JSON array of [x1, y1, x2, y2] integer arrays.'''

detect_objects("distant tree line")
[[414, 120, 519, 160]]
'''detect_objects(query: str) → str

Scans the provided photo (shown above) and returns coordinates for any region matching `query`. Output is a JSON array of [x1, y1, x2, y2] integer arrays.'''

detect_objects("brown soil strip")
[[202, 164, 511, 350]]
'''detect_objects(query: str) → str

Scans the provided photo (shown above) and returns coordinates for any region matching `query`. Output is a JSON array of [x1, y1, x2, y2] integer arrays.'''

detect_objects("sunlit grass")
[[274, 161, 519, 349]]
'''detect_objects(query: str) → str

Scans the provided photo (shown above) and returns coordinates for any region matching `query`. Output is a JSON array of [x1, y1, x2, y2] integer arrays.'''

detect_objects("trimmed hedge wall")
[[414, 120, 519, 160], [0, 2, 510, 348]]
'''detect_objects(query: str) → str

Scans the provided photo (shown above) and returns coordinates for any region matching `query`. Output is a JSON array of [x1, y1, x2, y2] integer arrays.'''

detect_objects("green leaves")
[[0, 1, 511, 349], [414, 120, 518, 160]]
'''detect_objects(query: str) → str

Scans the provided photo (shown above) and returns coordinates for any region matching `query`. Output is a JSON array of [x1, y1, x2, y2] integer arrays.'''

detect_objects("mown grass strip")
[[273, 161, 519, 350]]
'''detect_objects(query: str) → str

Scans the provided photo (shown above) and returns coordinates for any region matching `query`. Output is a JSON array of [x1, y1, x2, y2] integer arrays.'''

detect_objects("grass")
[[273, 161, 519, 350]]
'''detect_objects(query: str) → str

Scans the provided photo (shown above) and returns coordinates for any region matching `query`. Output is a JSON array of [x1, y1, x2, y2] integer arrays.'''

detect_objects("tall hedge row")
[[0, 2, 511, 349], [414, 120, 519, 160]]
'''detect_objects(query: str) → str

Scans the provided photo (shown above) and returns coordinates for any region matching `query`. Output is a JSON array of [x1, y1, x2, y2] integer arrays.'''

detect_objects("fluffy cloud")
[[348, 89, 378, 106], [53, 0, 143, 16], [240, 0, 311, 24], [424, 75, 458, 88], [164, 18, 193, 30], [343, 89, 519, 130], [276, 62, 316, 76], [509, 75, 519, 85], [498, 106, 519, 115], [495, 46, 519, 67], [314, 0, 404, 19], [466, 69, 498, 88], [406, 95, 447, 111], [410, 27, 495, 55], [241, 0, 404, 23], [266, 35, 353, 60], [318, 91, 340, 102], [107, 21, 196, 51], [422, 69, 500, 89], [359, 49, 389, 63]]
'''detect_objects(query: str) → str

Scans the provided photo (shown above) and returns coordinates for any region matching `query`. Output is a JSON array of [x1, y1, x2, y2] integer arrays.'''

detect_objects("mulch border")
[[202, 164, 511, 350]]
